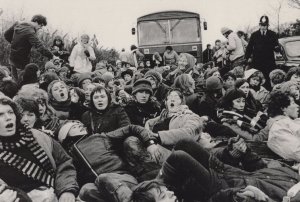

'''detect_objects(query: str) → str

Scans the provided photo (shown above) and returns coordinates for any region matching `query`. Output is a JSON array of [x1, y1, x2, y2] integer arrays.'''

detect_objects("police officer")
[[245, 15, 280, 90]]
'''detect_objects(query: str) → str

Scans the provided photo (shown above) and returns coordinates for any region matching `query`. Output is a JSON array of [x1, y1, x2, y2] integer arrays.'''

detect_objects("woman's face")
[[178, 55, 188, 70], [212, 71, 220, 78], [290, 74, 300, 85], [85, 84, 96, 101], [81, 79, 92, 90], [81, 37, 89, 44], [146, 76, 157, 89], [124, 74, 132, 82], [290, 85, 300, 100], [232, 97, 246, 112], [198, 133, 218, 149], [166, 91, 182, 113], [51, 82, 68, 102], [70, 89, 79, 103], [148, 185, 178, 202], [249, 76, 260, 87], [55, 40, 62, 45], [135, 91, 150, 104], [0, 104, 16, 137], [38, 101, 47, 116], [225, 77, 235, 89], [283, 97, 299, 119], [21, 111, 36, 128], [239, 82, 250, 97], [92, 90, 109, 110]]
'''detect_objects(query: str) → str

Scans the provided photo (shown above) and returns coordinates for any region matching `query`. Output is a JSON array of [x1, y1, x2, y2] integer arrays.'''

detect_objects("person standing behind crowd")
[[202, 44, 214, 64], [4, 14, 56, 82], [220, 27, 245, 69], [163, 46, 179, 66], [69, 34, 96, 73], [245, 15, 280, 90]]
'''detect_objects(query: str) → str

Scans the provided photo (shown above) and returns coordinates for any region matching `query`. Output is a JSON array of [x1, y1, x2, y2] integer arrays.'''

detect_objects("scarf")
[[0, 128, 55, 187]]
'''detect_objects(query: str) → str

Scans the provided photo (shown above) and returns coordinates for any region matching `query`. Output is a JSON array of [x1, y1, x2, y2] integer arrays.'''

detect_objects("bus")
[[132, 10, 207, 63]]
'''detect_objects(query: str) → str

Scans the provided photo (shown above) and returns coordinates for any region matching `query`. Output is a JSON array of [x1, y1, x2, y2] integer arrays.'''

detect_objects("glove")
[[84, 50, 90, 57], [228, 137, 247, 158]]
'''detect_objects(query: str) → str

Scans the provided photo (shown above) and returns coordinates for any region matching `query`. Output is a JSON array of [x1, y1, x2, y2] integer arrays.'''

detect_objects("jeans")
[[158, 139, 213, 201], [79, 173, 138, 202]]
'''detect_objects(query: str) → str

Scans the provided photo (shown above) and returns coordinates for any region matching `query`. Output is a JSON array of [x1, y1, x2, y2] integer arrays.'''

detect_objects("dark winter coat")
[[125, 99, 161, 126], [4, 22, 53, 68], [153, 83, 170, 104], [81, 104, 130, 134], [208, 155, 300, 202], [70, 125, 154, 184], [245, 29, 279, 74]]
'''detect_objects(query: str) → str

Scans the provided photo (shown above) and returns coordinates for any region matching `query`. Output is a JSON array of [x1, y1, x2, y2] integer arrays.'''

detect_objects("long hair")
[[173, 74, 194, 95]]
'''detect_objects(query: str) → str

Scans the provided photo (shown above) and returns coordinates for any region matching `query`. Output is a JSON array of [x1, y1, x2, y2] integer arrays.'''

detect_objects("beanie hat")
[[244, 69, 265, 85], [57, 66, 69, 74], [44, 61, 57, 72], [279, 81, 298, 94], [206, 76, 223, 91], [100, 72, 114, 84], [56, 120, 83, 142], [77, 73, 92, 87], [144, 70, 162, 83], [121, 69, 133, 79], [39, 72, 59, 91], [244, 69, 259, 80], [132, 79, 153, 95], [269, 69, 286, 85], [221, 27, 231, 35], [220, 88, 246, 109], [204, 67, 219, 79]]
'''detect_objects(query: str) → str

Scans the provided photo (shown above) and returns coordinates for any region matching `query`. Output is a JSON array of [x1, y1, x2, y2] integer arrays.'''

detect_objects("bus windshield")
[[138, 18, 200, 46]]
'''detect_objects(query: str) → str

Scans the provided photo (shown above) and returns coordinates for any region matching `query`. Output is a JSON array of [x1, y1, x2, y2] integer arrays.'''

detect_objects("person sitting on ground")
[[125, 79, 161, 126], [0, 96, 78, 201], [285, 66, 300, 86], [269, 69, 286, 89], [244, 69, 269, 107], [131, 138, 300, 202], [218, 88, 268, 140], [267, 91, 300, 163], [222, 71, 236, 91], [81, 86, 130, 134], [144, 70, 170, 105]]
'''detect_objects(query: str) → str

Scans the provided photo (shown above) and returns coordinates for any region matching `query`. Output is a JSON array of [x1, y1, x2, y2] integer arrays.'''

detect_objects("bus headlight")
[[192, 46, 197, 51], [144, 49, 149, 54]]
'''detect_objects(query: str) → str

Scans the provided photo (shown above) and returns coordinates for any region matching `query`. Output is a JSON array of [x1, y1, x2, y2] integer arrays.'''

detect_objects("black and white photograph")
[[0, 0, 300, 201]]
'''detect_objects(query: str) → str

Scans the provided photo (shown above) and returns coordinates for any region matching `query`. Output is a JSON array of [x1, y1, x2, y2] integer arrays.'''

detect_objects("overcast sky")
[[1, 0, 300, 51]]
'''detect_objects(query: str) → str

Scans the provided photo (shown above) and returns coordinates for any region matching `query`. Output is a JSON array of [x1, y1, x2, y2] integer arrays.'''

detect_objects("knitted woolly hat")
[[220, 88, 246, 109], [244, 69, 259, 80], [244, 69, 265, 85], [56, 120, 83, 142], [121, 69, 133, 79], [57, 66, 69, 73], [206, 76, 223, 91], [39, 72, 59, 91], [269, 69, 286, 81], [132, 79, 153, 95], [279, 81, 298, 94], [44, 61, 57, 72], [77, 73, 92, 87], [144, 70, 163, 83], [100, 72, 114, 84]]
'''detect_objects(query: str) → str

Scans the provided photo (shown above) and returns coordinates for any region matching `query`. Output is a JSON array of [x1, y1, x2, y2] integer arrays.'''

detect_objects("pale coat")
[[146, 105, 204, 146], [69, 43, 96, 73], [268, 115, 300, 162], [226, 32, 245, 61]]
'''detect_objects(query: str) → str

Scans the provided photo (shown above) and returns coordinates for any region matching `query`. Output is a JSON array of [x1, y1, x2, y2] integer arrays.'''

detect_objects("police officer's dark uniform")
[[245, 15, 280, 89]]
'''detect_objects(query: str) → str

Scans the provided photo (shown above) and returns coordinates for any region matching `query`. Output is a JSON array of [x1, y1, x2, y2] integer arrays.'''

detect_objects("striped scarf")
[[0, 128, 55, 187], [218, 109, 268, 133]]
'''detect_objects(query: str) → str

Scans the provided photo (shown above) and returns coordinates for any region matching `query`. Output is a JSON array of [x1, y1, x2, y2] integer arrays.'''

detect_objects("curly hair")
[[267, 91, 291, 117], [31, 14, 47, 26], [285, 66, 300, 81]]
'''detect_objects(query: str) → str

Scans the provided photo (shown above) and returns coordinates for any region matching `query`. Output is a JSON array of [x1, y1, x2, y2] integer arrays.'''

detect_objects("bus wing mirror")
[[204, 21, 207, 30], [132, 28, 136, 35]]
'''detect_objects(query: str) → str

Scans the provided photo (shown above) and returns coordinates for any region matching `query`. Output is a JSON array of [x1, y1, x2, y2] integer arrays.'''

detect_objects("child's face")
[[21, 111, 37, 128], [249, 76, 260, 86], [225, 76, 235, 89]]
